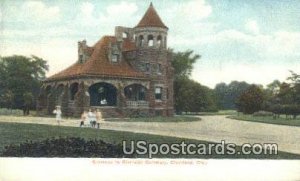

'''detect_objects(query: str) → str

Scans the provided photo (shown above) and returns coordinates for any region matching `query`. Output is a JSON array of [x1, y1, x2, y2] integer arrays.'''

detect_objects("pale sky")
[[1, 0, 300, 88]]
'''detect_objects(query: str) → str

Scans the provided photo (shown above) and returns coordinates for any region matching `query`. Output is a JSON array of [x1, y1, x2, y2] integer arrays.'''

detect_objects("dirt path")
[[1, 115, 300, 154]]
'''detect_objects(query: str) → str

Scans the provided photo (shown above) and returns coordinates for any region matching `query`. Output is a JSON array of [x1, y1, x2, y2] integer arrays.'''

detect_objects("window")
[[148, 35, 154, 47], [79, 55, 83, 63], [145, 63, 150, 72], [157, 35, 162, 47], [157, 64, 162, 74], [112, 54, 119, 62], [155, 87, 162, 100], [139, 35, 144, 47]]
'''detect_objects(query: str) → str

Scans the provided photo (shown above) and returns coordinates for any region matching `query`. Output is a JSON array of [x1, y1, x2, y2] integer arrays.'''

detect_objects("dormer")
[[78, 40, 92, 63], [108, 41, 122, 63]]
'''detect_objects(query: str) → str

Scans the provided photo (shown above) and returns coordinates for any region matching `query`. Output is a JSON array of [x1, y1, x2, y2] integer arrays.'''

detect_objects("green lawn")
[[0, 122, 300, 159], [228, 114, 300, 127], [181, 110, 237, 116], [106, 116, 200, 122]]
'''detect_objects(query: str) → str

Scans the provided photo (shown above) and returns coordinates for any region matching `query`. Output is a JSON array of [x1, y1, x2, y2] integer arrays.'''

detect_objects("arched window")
[[124, 84, 147, 101], [70, 83, 79, 101], [157, 35, 162, 47], [139, 35, 144, 47], [148, 35, 154, 47]]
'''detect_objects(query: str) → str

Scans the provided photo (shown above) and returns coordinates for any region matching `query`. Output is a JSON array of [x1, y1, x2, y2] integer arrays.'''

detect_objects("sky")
[[1, 0, 300, 88]]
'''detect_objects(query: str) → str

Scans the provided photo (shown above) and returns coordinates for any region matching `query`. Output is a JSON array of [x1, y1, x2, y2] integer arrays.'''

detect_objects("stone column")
[[47, 89, 56, 115], [74, 82, 90, 117], [61, 85, 69, 116]]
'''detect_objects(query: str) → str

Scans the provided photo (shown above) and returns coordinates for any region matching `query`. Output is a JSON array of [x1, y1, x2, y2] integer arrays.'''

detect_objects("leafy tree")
[[0, 55, 48, 111], [174, 77, 217, 113], [214, 81, 251, 110], [236, 85, 265, 114], [171, 50, 200, 79], [171, 50, 218, 114]]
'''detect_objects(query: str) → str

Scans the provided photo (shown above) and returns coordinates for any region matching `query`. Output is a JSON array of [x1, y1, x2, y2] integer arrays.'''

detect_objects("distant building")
[[37, 3, 174, 117]]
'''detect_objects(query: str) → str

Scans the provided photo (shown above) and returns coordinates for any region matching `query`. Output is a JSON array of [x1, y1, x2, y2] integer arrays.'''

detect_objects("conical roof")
[[135, 3, 168, 29]]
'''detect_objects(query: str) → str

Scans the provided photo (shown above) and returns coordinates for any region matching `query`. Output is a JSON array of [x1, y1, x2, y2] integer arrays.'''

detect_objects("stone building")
[[37, 3, 174, 117]]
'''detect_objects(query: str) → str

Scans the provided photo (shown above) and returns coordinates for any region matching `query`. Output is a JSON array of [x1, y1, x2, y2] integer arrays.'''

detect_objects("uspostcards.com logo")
[[122, 140, 278, 158]]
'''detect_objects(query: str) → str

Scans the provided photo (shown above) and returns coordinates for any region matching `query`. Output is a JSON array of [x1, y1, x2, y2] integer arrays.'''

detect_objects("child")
[[96, 109, 102, 129], [80, 110, 87, 127], [53, 106, 62, 125]]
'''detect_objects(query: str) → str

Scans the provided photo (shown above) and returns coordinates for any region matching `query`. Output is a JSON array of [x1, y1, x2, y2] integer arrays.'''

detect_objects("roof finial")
[[150, 2, 153, 6]]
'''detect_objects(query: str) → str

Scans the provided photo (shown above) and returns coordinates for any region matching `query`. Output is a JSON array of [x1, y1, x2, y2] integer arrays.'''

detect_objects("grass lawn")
[[228, 114, 300, 127], [106, 116, 200, 122], [181, 110, 237, 116], [0, 122, 300, 159]]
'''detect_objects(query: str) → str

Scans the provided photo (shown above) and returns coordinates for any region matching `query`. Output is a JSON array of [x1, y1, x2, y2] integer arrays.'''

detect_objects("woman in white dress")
[[53, 106, 62, 125]]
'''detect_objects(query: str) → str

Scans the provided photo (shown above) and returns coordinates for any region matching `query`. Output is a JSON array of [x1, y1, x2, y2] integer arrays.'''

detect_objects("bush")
[[253, 111, 273, 117], [1, 137, 136, 158], [0, 108, 23, 116]]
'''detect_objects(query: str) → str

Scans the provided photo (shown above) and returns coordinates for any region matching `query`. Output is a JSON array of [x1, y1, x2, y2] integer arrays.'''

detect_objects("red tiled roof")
[[47, 36, 144, 81], [135, 3, 168, 29]]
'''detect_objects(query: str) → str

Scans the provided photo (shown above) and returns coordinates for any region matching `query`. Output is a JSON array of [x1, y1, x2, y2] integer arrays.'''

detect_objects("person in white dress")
[[53, 106, 62, 125], [96, 109, 103, 129]]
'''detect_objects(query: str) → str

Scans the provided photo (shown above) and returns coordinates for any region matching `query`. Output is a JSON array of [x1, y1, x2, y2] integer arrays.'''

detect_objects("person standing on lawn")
[[96, 109, 103, 129], [80, 110, 87, 127], [53, 106, 62, 125]]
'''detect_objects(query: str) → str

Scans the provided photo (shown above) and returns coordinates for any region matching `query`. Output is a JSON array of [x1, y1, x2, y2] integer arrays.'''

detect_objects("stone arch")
[[56, 84, 64, 105], [45, 85, 52, 96], [124, 84, 147, 101], [147, 34, 154, 47], [70, 82, 79, 101], [138, 35, 144, 47], [88, 82, 117, 106]]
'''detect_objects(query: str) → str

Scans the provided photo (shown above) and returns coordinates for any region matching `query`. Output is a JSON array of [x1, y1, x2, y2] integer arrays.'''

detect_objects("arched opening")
[[157, 35, 162, 47], [56, 84, 64, 105], [89, 82, 117, 106], [45, 85, 52, 96], [148, 35, 154, 47], [56, 84, 64, 97], [122, 32, 129, 38], [70, 83, 79, 101], [139, 35, 144, 47], [124, 84, 147, 101]]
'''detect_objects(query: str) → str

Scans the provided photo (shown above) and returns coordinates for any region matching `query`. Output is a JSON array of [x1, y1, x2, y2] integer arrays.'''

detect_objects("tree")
[[174, 78, 217, 113], [171, 50, 218, 114], [236, 85, 265, 114], [23, 92, 33, 115], [214, 81, 251, 110], [0, 55, 48, 111], [171, 50, 200, 79]]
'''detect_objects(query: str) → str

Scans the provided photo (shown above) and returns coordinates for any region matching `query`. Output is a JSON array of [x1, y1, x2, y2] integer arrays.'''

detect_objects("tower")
[[133, 3, 174, 116], [134, 2, 168, 49]]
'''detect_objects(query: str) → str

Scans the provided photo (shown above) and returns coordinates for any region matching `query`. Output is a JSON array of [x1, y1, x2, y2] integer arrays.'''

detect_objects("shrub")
[[1, 137, 136, 158], [0, 108, 23, 116]]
